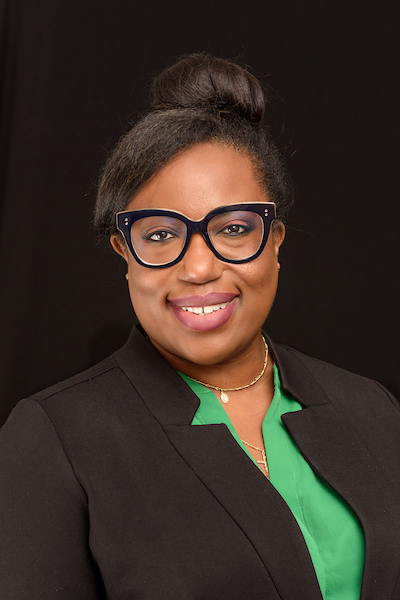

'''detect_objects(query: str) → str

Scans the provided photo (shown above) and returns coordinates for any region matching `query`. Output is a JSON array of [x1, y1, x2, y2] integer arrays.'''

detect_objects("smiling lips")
[[168, 293, 237, 331]]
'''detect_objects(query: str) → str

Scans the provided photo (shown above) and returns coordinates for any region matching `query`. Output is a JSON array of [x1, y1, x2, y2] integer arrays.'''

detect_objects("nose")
[[178, 232, 223, 283]]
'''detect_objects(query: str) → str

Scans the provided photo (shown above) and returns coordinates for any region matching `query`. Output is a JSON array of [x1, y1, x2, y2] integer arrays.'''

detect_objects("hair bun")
[[149, 53, 266, 125]]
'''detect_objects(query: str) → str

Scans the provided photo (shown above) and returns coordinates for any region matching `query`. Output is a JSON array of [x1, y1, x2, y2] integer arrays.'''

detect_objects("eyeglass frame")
[[116, 202, 277, 269]]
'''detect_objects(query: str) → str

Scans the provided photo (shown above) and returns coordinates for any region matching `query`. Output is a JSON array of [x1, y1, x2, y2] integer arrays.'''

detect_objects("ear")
[[272, 222, 285, 255], [110, 234, 129, 263]]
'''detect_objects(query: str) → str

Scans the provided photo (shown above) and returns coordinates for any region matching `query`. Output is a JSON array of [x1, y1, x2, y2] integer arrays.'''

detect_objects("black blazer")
[[1, 326, 400, 600]]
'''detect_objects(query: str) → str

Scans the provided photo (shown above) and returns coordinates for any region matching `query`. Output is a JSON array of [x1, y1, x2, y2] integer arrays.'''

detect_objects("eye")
[[219, 223, 251, 236], [144, 230, 176, 242]]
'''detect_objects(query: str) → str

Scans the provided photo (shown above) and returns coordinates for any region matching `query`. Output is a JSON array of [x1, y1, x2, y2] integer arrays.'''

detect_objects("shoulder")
[[2, 343, 152, 445], [29, 355, 120, 403], [2, 324, 191, 445], [272, 342, 400, 469], [0, 332, 167, 487], [273, 341, 399, 414], [15, 355, 130, 424]]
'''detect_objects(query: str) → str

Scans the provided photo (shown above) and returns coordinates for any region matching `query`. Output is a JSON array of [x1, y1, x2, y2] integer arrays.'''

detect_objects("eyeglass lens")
[[130, 211, 264, 266]]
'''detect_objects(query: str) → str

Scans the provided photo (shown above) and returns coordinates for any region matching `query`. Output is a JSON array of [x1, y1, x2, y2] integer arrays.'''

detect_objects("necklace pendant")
[[220, 391, 230, 404], [256, 452, 270, 479]]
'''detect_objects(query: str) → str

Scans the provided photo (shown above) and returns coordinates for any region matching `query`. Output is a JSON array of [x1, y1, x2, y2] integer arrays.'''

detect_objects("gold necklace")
[[187, 336, 268, 404], [241, 440, 269, 478]]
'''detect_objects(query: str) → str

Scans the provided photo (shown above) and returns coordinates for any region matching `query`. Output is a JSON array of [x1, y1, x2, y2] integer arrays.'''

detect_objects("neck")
[[148, 331, 272, 391]]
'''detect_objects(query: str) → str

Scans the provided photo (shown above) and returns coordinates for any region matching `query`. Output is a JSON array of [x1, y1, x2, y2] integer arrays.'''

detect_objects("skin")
[[111, 143, 285, 473]]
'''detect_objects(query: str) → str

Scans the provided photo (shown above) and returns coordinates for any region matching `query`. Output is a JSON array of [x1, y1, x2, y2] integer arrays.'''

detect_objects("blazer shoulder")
[[274, 341, 399, 411], [4, 349, 159, 456], [28, 355, 121, 404]]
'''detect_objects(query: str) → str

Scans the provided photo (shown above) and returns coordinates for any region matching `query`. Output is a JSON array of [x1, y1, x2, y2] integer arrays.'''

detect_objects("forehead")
[[126, 143, 268, 220]]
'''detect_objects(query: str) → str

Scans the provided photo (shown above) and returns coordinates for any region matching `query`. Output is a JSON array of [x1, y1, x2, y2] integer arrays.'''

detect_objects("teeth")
[[181, 301, 230, 315]]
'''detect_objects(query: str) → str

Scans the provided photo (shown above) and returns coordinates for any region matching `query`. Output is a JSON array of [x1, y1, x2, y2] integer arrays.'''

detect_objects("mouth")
[[168, 293, 237, 332], [180, 301, 231, 315]]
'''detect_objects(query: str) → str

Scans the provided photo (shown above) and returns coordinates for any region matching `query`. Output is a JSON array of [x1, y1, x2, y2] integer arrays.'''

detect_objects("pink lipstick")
[[168, 293, 237, 331]]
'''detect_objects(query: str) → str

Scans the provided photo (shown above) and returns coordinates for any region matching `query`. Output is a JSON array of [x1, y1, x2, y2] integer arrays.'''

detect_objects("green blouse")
[[178, 365, 365, 600]]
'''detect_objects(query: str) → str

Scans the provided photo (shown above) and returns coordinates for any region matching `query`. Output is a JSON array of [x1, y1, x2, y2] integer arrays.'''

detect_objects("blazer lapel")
[[114, 327, 323, 600], [165, 423, 323, 600], [273, 344, 400, 600], [113, 325, 200, 425]]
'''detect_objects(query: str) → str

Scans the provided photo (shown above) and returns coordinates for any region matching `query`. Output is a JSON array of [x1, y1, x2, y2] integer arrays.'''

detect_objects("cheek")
[[239, 251, 277, 291], [127, 265, 168, 311]]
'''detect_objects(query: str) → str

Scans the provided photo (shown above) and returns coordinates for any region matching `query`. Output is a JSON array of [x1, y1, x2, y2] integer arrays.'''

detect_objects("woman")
[[1, 53, 400, 600]]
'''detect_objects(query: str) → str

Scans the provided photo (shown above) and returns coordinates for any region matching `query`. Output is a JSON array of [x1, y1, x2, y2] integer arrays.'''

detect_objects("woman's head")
[[94, 53, 293, 238], [94, 53, 291, 372]]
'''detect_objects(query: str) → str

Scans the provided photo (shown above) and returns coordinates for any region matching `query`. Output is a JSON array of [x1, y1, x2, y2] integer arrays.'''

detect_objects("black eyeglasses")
[[116, 202, 276, 269]]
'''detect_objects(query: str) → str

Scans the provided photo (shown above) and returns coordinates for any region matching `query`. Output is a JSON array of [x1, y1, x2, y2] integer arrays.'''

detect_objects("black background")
[[1, 0, 399, 425]]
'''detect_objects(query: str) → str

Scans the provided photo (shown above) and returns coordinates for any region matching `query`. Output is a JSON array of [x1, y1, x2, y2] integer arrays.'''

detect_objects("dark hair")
[[94, 53, 293, 237]]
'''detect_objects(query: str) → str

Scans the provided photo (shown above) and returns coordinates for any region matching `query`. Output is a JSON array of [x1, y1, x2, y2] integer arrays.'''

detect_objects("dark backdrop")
[[1, 0, 399, 425]]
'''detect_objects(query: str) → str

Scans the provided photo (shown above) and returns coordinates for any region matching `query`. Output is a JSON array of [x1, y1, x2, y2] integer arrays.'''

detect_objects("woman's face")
[[111, 143, 284, 370]]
